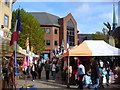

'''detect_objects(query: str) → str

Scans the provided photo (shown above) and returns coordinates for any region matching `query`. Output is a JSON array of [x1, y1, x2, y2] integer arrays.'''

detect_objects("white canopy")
[[69, 40, 120, 56]]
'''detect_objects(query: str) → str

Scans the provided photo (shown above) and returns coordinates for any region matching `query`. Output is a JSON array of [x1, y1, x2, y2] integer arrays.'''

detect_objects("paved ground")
[[16, 79, 120, 89], [16, 69, 120, 89]]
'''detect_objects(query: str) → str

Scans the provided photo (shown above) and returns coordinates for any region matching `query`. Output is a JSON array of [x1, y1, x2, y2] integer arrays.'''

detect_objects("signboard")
[[44, 54, 49, 60]]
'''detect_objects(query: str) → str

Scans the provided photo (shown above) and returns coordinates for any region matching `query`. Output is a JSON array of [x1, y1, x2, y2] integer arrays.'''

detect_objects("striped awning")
[[0, 38, 39, 57]]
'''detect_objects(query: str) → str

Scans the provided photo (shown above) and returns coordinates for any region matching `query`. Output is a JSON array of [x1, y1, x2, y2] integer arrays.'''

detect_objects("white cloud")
[[86, 12, 112, 23], [74, 4, 92, 17], [100, 13, 112, 22]]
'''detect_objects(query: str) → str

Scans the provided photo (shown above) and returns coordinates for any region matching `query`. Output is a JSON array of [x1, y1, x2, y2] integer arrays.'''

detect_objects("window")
[[5, 0, 9, 7], [67, 19, 75, 46], [54, 29, 57, 34], [54, 41, 58, 46], [46, 40, 50, 46], [44, 28, 50, 34], [4, 15, 9, 27]]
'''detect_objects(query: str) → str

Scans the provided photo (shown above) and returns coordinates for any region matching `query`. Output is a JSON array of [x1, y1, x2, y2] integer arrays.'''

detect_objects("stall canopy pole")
[[66, 36, 70, 88], [67, 55, 70, 88]]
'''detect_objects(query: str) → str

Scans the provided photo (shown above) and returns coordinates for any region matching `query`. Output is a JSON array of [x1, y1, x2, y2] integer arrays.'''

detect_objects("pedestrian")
[[31, 63, 37, 81], [2, 66, 10, 88], [99, 67, 104, 88], [105, 61, 110, 86], [37, 60, 43, 79], [44, 60, 50, 80], [51, 60, 56, 80], [78, 61, 85, 89], [89, 57, 100, 89]]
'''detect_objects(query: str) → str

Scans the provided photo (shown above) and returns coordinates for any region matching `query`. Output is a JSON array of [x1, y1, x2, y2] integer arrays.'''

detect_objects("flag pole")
[[14, 40, 17, 89], [11, 8, 21, 89], [66, 36, 70, 88], [14, 15, 19, 89], [67, 55, 70, 88]]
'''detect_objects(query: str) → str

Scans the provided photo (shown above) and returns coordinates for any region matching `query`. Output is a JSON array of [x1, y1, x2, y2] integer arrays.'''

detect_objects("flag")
[[57, 46, 60, 54], [25, 37, 30, 54], [22, 56, 28, 71], [66, 36, 70, 55], [55, 48, 57, 56], [10, 9, 22, 46], [52, 50, 55, 56], [9, 9, 22, 88]]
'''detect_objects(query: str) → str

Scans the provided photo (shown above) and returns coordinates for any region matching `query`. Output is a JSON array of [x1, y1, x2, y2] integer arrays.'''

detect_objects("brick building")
[[78, 34, 92, 45], [30, 12, 78, 59]]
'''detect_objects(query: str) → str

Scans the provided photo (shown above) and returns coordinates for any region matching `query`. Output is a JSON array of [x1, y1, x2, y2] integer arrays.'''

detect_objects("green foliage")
[[92, 31, 108, 43], [11, 9, 45, 52]]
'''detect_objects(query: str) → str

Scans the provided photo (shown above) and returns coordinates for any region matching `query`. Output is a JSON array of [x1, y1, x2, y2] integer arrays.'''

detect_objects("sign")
[[44, 54, 49, 60]]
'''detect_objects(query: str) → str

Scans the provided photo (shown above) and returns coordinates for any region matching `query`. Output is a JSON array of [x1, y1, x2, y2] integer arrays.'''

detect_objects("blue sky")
[[12, 2, 118, 34]]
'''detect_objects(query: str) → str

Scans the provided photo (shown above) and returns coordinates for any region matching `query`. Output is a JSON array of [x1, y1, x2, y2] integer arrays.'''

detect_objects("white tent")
[[69, 40, 120, 56]]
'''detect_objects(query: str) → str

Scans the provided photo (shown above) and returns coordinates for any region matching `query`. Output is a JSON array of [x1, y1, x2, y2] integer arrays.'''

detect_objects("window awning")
[[0, 38, 39, 57]]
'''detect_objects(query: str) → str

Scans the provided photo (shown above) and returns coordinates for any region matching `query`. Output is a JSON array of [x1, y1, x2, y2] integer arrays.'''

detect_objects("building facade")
[[0, 0, 15, 89], [0, 0, 16, 40], [30, 12, 78, 60], [78, 34, 92, 45]]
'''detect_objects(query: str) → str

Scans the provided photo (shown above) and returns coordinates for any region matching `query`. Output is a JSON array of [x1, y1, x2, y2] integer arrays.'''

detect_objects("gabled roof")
[[29, 12, 60, 27]]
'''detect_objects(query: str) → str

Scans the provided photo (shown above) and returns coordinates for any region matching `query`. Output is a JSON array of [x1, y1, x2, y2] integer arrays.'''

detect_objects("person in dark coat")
[[105, 61, 110, 86], [89, 57, 100, 89], [37, 60, 43, 79], [31, 63, 37, 81], [44, 60, 50, 80]]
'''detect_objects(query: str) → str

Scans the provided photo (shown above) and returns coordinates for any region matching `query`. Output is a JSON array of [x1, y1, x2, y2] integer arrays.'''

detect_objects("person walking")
[[105, 61, 110, 86], [31, 63, 37, 81], [89, 57, 100, 89], [78, 61, 85, 89], [51, 61, 56, 80], [99, 67, 104, 88], [44, 61, 50, 80], [37, 60, 43, 79]]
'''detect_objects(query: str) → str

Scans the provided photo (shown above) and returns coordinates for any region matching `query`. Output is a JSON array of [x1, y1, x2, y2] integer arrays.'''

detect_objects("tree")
[[103, 22, 111, 35], [11, 9, 45, 52], [104, 22, 115, 46], [92, 31, 108, 42], [103, 22, 112, 35]]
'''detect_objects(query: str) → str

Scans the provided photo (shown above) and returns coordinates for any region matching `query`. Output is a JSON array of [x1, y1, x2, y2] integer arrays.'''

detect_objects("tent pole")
[[67, 56, 70, 88]]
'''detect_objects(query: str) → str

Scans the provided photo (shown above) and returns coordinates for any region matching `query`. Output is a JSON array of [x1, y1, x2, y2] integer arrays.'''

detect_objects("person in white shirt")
[[51, 61, 56, 80], [78, 61, 85, 89]]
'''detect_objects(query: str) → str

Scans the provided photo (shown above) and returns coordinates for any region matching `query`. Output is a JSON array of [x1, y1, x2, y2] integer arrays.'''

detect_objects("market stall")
[[68, 40, 120, 84], [69, 40, 120, 56]]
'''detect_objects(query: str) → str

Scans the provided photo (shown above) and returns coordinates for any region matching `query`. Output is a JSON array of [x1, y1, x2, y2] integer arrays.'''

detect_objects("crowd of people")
[[2, 54, 120, 89], [21, 57, 60, 81], [62, 56, 119, 89], [11, 56, 120, 89]]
